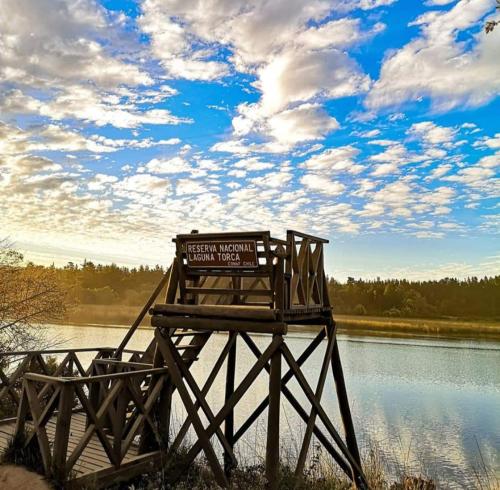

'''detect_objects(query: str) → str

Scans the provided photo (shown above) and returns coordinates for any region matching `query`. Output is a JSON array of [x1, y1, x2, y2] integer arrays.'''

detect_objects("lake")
[[43, 324, 500, 488]]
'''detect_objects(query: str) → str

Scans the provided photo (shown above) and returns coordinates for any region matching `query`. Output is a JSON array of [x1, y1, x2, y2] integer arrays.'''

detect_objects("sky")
[[0, 0, 499, 281]]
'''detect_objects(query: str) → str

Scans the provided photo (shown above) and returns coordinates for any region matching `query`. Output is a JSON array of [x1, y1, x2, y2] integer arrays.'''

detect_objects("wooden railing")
[[285, 230, 328, 310], [0, 347, 115, 422], [171, 229, 329, 315], [14, 366, 170, 482]]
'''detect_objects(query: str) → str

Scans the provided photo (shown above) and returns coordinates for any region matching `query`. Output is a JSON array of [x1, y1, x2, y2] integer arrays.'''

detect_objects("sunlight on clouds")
[[0, 0, 498, 277]]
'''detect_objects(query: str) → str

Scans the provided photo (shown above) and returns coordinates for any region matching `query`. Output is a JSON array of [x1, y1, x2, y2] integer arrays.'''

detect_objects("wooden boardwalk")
[[0, 413, 142, 481]]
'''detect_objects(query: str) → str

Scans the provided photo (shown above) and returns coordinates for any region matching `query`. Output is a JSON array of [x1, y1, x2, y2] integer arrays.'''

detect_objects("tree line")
[[4, 253, 499, 322], [54, 261, 499, 320], [327, 276, 499, 319]]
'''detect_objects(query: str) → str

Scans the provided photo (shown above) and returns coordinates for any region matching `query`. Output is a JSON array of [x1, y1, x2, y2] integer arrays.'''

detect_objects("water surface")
[[44, 324, 500, 488]]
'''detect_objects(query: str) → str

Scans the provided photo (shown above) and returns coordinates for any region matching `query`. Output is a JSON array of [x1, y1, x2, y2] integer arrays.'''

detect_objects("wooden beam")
[[169, 335, 283, 483], [265, 337, 282, 489], [151, 303, 278, 321], [114, 267, 171, 358], [294, 325, 336, 476], [154, 330, 228, 487], [331, 327, 364, 486], [224, 332, 237, 476], [151, 315, 287, 335], [52, 384, 74, 482], [169, 332, 236, 455], [280, 344, 368, 488], [185, 287, 273, 296]]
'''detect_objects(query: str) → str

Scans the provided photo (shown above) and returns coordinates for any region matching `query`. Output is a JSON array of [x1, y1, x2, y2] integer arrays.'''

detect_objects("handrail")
[[286, 229, 329, 243], [0, 347, 115, 357], [24, 367, 169, 385]]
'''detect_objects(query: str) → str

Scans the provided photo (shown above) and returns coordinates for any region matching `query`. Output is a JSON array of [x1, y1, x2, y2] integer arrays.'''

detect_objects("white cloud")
[[233, 158, 274, 171], [145, 157, 192, 175], [0, 0, 151, 89], [139, 0, 377, 149], [257, 48, 370, 114], [444, 153, 500, 192], [0, 1, 191, 129], [301, 146, 363, 174], [113, 174, 171, 198], [407, 121, 457, 146], [176, 179, 207, 195], [474, 133, 500, 149], [359, 129, 381, 138], [366, 0, 500, 111], [425, 0, 456, 5], [251, 169, 293, 188], [300, 174, 345, 195], [88, 174, 119, 191], [266, 104, 340, 146], [425, 163, 453, 180]]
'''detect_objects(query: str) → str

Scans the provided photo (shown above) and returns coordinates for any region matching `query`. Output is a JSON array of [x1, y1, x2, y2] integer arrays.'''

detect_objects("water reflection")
[[45, 324, 500, 488]]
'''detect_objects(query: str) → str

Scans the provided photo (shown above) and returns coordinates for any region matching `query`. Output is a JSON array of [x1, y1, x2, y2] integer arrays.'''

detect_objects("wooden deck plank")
[[0, 413, 142, 485]]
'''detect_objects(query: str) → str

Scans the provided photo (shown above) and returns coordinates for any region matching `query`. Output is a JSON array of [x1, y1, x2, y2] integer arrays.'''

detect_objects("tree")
[[0, 240, 67, 352], [485, 0, 500, 33]]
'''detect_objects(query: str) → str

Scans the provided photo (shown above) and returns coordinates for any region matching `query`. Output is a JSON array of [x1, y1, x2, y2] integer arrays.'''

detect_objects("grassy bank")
[[63, 304, 500, 340]]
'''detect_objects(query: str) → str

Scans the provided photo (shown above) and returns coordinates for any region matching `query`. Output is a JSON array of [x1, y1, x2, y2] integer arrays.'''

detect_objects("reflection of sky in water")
[[48, 325, 500, 488]]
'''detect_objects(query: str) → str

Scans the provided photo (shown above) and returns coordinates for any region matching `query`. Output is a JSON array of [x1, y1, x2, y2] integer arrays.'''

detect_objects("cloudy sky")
[[0, 0, 499, 280]]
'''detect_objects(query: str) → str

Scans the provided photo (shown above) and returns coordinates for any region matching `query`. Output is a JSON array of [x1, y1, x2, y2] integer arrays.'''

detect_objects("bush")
[[353, 304, 367, 316]]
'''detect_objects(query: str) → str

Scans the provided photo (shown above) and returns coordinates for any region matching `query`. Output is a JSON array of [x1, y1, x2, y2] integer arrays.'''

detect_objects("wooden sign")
[[186, 240, 258, 268]]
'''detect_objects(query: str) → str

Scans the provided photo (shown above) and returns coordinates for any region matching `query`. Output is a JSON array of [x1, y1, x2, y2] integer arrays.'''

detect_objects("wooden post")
[[52, 383, 74, 482], [266, 336, 282, 489], [14, 382, 29, 437], [224, 332, 237, 476], [140, 344, 172, 453], [114, 266, 172, 358], [330, 322, 364, 485], [295, 323, 336, 477]]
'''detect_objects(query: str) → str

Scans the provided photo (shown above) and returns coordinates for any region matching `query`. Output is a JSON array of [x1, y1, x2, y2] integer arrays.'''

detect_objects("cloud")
[[176, 179, 208, 195], [0, 1, 190, 129], [444, 152, 500, 193], [366, 0, 500, 111], [300, 174, 345, 195], [0, 121, 181, 157], [233, 158, 274, 171], [139, 0, 377, 149], [407, 121, 457, 146], [473, 133, 500, 149], [425, 163, 453, 180], [113, 174, 171, 199], [264, 104, 339, 146], [144, 157, 192, 175], [0, 0, 151, 88], [301, 146, 363, 174]]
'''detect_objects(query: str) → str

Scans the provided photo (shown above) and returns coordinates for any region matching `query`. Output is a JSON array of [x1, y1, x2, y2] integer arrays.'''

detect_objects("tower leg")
[[266, 336, 282, 489], [224, 332, 237, 476], [328, 318, 365, 488]]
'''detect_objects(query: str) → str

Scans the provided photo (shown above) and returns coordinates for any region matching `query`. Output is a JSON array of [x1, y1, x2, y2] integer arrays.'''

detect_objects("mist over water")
[[46, 324, 500, 488]]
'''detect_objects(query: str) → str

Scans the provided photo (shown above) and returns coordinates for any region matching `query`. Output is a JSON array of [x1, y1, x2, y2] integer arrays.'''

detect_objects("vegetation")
[[44, 260, 500, 321], [327, 276, 500, 320], [0, 240, 67, 352]]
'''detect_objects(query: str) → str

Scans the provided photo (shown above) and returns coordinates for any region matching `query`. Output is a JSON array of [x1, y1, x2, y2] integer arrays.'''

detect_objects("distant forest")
[[45, 261, 499, 320]]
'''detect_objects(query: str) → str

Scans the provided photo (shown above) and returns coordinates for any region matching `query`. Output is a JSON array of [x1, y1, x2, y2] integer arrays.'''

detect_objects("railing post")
[[14, 380, 29, 436], [52, 383, 74, 482], [266, 336, 282, 489]]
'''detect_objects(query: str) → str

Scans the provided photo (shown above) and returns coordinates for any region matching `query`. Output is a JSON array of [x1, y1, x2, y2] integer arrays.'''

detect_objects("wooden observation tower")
[[0, 230, 367, 489]]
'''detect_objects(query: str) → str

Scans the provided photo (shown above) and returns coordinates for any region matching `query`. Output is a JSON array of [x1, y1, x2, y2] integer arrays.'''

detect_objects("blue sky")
[[0, 0, 498, 280]]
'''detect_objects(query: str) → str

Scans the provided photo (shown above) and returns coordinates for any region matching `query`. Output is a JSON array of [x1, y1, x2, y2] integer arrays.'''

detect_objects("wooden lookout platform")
[[0, 230, 368, 489]]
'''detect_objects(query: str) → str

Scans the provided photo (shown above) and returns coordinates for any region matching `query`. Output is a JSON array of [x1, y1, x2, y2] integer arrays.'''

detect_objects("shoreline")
[[60, 304, 500, 341]]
